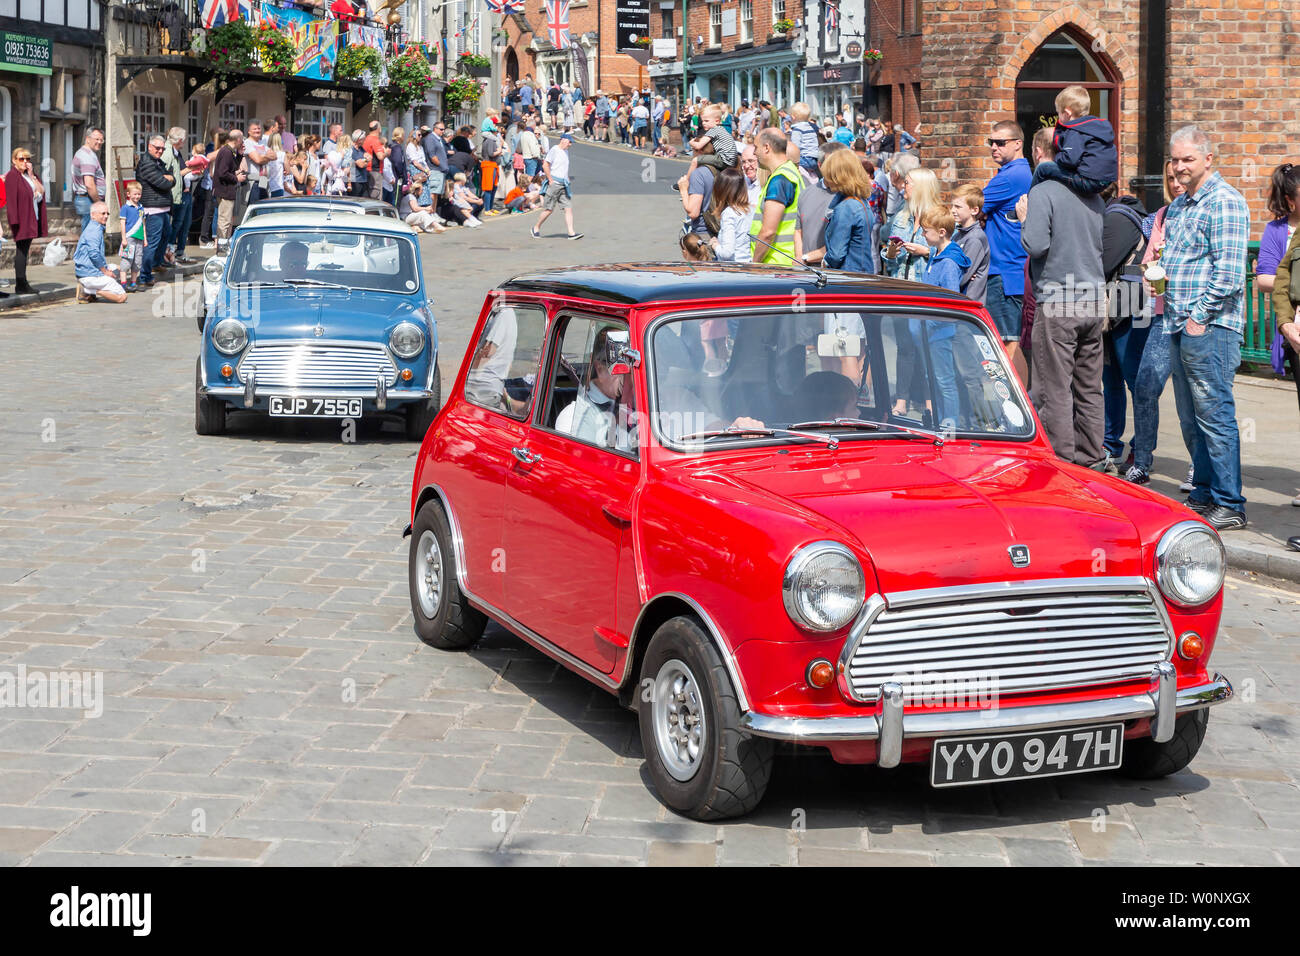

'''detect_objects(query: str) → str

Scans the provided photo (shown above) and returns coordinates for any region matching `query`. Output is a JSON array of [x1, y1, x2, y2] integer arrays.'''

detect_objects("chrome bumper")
[[739, 670, 1233, 764], [198, 385, 435, 401]]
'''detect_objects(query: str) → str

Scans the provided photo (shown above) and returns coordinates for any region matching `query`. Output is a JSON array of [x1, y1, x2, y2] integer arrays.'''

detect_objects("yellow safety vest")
[[749, 161, 804, 265]]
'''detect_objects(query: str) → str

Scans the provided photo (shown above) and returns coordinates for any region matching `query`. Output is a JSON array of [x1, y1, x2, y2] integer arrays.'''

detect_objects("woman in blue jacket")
[[820, 150, 873, 271]]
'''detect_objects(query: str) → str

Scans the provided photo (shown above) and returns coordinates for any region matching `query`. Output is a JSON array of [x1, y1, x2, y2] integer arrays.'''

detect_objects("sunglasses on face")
[[988, 138, 1018, 147]]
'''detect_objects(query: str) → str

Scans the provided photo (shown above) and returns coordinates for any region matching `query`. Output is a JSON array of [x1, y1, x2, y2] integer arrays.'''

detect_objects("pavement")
[[0, 141, 1296, 866]]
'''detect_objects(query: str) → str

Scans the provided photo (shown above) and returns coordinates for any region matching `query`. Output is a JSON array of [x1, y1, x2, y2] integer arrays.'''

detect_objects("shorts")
[[542, 185, 571, 210], [78, 272, 125, 297], [985, 273, 1023, 342]]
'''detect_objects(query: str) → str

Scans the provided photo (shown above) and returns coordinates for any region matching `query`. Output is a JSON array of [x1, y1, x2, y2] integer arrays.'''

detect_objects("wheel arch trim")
[[625, 592, 751, 712]]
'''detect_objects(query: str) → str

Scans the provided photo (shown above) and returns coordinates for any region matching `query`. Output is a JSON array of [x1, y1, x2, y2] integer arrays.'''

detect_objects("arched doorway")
[[505, 48, 519, 84], [1015, 27, 1120, 152]]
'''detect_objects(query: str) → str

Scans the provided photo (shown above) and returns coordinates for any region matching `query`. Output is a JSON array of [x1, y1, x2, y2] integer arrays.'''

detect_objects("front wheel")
[[404, 364, 442, 441], [194, 359, 226, 435], [1120, 708, 1209, 779], [408, 499, 486, 649], [638, 616, 773, 820]]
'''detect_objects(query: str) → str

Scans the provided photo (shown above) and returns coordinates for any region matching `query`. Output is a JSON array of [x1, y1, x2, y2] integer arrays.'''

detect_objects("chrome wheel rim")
[[651, 658, 707, 782], [414, 529, 443, 619]]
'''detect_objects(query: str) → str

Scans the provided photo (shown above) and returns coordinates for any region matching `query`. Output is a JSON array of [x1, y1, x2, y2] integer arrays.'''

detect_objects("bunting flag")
[[824, 0, 839, 30], [544, 0, 571, 50]]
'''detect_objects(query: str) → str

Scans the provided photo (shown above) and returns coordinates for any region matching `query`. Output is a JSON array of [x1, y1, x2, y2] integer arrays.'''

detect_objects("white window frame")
[[63, 125, 74, 202], [709, 5, 722, 47], [296, 105, 347, 145], [133, 93, 169, 155], [740, 0, 753, 42], [0, 86, 10, 168], [187, 99, 205, 147], [772, 0, 785, 23], [218, 101, 248, 131]]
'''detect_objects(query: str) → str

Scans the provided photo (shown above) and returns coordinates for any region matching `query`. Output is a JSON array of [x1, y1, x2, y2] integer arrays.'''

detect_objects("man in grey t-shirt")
[[794, 141, 846, 264], [72, 128, 106, 231]]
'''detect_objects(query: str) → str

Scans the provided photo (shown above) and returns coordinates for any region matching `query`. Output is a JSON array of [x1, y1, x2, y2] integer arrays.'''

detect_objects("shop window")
[[187, 99, 204, 147], [218, 101, 248, 131], [132, 93, 168, 155], [1015, 27, 1119, 152]]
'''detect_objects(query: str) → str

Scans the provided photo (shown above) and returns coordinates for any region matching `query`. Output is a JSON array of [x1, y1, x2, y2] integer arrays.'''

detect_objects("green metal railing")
[[1243, 240, 1276, 365]]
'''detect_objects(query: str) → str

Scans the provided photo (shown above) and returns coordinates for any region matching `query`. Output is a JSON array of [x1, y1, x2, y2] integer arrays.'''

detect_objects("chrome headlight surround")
[[211, 318, 248, 355], [203, 256, 226, 284], [390, 321, 425, 359], [782, 541, 866, 633], [1156, 520, 1226, 608]]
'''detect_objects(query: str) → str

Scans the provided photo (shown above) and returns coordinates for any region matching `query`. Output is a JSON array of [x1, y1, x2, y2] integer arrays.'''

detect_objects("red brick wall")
[[868, 0, 922, 127], [681, 0, 807, 54]]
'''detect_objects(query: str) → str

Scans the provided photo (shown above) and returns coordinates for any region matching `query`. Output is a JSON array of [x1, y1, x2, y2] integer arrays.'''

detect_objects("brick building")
[[502, 3, 646, 96], [923, 0, 1294, 232]]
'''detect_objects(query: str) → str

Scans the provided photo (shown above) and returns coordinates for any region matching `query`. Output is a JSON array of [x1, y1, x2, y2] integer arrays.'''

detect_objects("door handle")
[[511, 446, 542, 465], [601, 503, 632, 527]]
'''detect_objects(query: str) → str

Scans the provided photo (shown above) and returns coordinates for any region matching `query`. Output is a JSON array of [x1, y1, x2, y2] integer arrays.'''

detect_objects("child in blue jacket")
[[1031, 84, 1117, 196], [911, 206, 972, 432]]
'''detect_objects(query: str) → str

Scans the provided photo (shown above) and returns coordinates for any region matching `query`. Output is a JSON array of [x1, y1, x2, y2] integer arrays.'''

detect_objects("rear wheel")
[[194, 359, 226, 435], [1121, 708, 1209, 779], [638, 616, 773, 820], [404, 364, 442, 441], [408, 498, 485, 649]]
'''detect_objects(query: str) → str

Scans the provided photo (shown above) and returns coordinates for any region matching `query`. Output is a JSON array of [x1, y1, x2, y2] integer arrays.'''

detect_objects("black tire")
[[408, 498, 486, 649], [1121, 708, 1209, 779], [638, 616, 774, 820], [404, 364, 442, 441], [194, 359, 227, 435], [196, 304, 206, 334]]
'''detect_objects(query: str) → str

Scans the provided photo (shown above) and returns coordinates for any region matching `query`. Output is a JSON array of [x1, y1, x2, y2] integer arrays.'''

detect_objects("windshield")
[[225, 229, 419, 294], [649, 310, 1034, 446]]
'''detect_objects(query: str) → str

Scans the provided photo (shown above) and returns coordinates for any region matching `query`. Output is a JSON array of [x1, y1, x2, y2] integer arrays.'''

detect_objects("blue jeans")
[[985, 273, 1023, 342], [1101, 318, 1151, 458], [75, 194, 92, 231], [168, 193, 193, 255], [140, 212, 167, 282], [1131, 319, 1171, 471], [480, 189, 495, 213], [1169, 324, 1244, 511]]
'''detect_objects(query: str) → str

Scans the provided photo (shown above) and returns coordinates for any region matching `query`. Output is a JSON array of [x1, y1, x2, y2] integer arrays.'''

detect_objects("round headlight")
[[204, 257, 226, 284], [1156, 520, 1225, 607], [782, 541, 866, 632], [390, 322, 425, 359], [211, 318, 248, 355]]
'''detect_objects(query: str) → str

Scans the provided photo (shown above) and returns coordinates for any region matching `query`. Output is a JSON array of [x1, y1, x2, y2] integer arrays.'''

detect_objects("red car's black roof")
[[498, 262, 977, 307]]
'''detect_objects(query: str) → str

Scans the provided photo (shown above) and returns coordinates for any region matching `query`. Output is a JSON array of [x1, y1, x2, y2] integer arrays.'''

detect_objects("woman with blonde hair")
[[882, 165, 941, 283]]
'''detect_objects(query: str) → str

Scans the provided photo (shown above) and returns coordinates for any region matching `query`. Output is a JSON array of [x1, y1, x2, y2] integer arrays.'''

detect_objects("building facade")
[[1, 0, 106, 235], [501, 2, 644, 97], [802, 0, 866, 124]]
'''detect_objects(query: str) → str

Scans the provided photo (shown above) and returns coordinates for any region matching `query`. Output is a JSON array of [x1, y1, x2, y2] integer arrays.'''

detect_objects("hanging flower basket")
[[336, 43, 382, 81], [205, 19, 258, 73], [863, 48, 884, 63], [257, 23, 298, 79], [444, 75, 483, 114], [375, 45, 437, 114]]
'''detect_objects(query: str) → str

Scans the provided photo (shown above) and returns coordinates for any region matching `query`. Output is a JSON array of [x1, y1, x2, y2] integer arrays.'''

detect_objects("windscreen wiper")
[[789, 417, 946, 445], [678, 425, 841, 448], [283, 278, 352, 291]]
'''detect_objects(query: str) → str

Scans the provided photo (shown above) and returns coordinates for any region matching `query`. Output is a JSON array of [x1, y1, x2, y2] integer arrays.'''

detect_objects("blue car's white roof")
[[233, 211, 418, 236]]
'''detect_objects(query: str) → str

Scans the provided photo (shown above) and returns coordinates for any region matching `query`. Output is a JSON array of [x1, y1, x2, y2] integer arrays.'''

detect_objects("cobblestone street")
[[0, 145, 1297, 866]]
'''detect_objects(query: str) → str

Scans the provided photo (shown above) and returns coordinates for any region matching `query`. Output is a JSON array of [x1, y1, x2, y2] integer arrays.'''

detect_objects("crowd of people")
[[668, 83, 1300, 533]]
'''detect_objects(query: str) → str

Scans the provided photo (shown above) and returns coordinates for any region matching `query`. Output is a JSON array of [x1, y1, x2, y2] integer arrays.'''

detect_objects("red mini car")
[[404, 264, 1233, 820]]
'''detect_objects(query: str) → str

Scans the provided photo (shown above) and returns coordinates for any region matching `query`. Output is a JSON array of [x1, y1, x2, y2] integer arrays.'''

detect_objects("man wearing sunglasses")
[[134, 134, 177, 288], [983, 121, 1033, 385]]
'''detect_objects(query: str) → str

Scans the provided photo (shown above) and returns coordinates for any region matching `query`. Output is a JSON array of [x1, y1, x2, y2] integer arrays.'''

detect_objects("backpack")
[[1106, 202, 1149, 326]]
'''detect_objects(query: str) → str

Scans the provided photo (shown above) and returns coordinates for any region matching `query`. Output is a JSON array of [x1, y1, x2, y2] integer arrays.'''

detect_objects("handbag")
[[512, 152, 525, 172]]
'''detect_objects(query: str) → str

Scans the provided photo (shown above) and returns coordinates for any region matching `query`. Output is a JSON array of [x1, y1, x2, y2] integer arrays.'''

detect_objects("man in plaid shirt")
[[1161, 125, 1250, 530]]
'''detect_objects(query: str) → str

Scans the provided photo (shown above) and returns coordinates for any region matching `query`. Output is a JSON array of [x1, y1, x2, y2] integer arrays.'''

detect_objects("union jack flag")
[[824, 0, 840, 30], [486, 0, 524, 13], [200, 0, 239, 28], [544, 0, 571, 50]]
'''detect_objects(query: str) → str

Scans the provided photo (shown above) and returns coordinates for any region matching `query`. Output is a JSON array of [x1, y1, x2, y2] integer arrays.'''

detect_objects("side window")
[[464, 304, 547, 420], [541, 315, 637, 457]]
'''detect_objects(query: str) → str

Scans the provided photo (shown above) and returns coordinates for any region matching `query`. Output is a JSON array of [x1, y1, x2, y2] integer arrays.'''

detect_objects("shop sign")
[[806, 62, 862, 86], [0, 31, 52, 76]]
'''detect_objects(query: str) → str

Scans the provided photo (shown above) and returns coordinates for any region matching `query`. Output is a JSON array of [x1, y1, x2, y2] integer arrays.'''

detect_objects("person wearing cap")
[[531, 133, 582, 240]]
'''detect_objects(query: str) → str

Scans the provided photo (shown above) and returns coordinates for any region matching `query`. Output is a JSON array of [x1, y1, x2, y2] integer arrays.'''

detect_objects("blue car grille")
[[237, 343, 398, 389]]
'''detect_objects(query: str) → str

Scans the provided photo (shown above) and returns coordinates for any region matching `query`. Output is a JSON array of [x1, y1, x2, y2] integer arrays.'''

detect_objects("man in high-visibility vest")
[[749, 127, 804, 265]]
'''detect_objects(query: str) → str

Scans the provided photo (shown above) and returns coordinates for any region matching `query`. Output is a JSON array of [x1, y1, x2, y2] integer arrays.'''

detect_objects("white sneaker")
[[199, 240, 215, 249], [466, 219, 482, 228]]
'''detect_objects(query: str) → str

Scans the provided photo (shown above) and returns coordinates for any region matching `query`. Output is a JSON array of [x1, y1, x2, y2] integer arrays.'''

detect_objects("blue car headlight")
[[390, 322, 425, 359], [212, 318, 248, 355]]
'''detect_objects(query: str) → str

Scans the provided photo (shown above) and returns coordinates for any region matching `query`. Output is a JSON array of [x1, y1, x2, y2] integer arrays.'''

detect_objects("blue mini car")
[[195, 212, 440, 440]]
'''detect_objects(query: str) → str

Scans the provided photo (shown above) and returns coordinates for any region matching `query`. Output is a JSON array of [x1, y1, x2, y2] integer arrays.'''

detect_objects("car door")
[[503, 312, 641, 674], [437, 299, 549, 610]]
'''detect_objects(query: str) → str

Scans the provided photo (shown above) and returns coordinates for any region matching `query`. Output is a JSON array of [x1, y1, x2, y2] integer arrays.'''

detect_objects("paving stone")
[[648, 840, 720, 866]]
